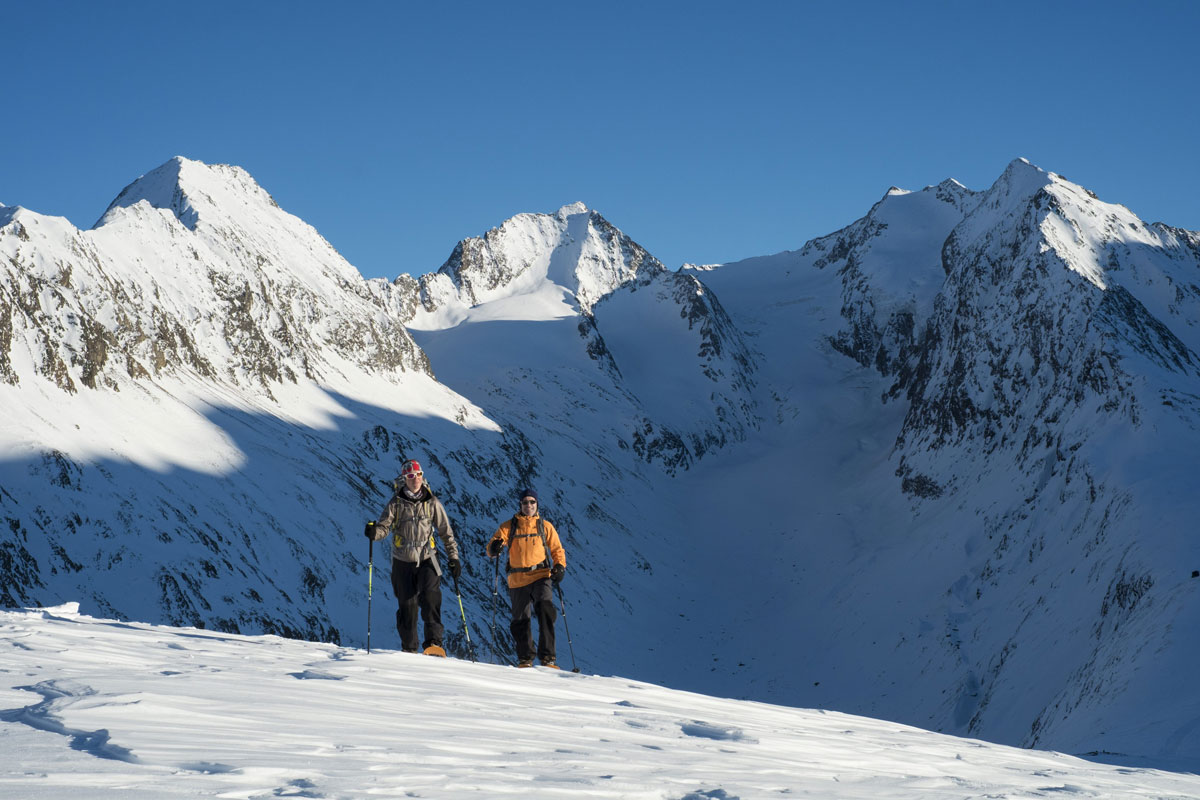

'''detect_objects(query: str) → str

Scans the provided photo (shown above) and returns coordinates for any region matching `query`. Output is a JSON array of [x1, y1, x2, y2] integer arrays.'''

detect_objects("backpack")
[[388, 479, 438, 551], [505, 515, 553, 574]]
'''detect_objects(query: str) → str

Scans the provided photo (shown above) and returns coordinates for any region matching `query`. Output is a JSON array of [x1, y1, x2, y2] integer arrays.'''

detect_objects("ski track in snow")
[[2, 605, 1198, 800]]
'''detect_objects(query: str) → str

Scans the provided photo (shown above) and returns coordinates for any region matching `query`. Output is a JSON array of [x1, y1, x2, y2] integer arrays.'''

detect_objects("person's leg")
[[532, 579, 557, 664], [391, 560, 420, 652], [417, 559, 444, 649], [508, 583, 535, 664]]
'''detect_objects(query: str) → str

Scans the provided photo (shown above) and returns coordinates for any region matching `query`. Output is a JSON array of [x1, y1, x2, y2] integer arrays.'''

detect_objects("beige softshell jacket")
[[372, 486, 459, 575]]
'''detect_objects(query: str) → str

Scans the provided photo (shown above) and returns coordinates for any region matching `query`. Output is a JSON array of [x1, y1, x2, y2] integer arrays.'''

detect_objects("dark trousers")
[[509, 578, 557, 662], [391, 558, 443, 652]]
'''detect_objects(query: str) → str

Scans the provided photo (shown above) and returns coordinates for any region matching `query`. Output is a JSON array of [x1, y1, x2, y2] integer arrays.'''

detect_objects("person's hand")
[[551, 564, 565, 584], [364, 521, 377, 540], [487, 539, 502, 558], [448, 558, 462, 580]]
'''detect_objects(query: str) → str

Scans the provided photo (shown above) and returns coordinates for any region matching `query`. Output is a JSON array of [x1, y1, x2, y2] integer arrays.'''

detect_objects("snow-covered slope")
[[5, 604, 1199, 799], [4, 156, 1200, 772]]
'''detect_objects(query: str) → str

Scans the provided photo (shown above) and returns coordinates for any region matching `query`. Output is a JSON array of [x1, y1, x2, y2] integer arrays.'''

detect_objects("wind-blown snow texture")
[[3, 156, 1200, 772], [4, 604, 1199, 799]]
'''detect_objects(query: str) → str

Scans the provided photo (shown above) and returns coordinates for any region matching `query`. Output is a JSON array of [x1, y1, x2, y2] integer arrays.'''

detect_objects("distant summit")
[[401, 203, 667, 326]]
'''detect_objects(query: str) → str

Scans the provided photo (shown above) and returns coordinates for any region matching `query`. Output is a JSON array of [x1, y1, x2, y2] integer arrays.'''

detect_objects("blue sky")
[[5, 1, 1198, 280]]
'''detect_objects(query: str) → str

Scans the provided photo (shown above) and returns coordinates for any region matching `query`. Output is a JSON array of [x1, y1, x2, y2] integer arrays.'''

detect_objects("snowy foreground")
[[3, 606, 1198, 800]]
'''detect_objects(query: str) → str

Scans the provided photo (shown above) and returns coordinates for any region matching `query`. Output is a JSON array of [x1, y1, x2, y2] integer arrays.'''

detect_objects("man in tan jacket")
[[366, 459, 460, 655], [486, 488, 566, 668]]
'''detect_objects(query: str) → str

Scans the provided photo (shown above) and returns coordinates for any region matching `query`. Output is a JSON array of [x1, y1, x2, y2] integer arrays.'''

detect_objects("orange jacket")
[[487, 514, 566, 589]]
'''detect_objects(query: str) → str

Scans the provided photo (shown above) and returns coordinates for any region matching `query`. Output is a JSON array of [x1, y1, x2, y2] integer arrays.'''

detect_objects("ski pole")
[[555, 583, 580, 673], [452, 573, 476, 663], [367, 536, 374, 655], [491, 551, 500, 662]]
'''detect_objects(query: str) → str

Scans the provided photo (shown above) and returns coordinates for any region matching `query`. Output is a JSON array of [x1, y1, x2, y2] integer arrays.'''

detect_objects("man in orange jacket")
[[486, 488, 566, 668]]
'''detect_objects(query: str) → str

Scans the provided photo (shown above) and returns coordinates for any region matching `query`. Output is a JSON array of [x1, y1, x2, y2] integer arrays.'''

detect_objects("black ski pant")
[[391, 558, 443, 652], [509, 577, 556, 663]]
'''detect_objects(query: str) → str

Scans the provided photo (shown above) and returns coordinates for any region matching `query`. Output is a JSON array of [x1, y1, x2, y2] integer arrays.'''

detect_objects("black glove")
[[487, 539, 502, 558], [551, 563, 565, 584], [364, 521, 377, 540], [448, 558, 462, 580]]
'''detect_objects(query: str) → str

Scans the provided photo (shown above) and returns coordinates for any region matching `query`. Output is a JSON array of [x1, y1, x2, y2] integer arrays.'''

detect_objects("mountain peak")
[[408, 204, 665, 328], [994, 157, 1055, 197], [94, 157, 277, 231], [556, 201, 590, 218], [866, 175, 979, 223]]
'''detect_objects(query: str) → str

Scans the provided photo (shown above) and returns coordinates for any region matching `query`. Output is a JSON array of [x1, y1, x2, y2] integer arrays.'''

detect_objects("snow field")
[[3, 605, 1200, 799]]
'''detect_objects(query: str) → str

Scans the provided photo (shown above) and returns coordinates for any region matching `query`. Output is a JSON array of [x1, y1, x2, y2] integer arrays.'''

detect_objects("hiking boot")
[[541, 657, 556, 667], [517, 658, 534, 668]]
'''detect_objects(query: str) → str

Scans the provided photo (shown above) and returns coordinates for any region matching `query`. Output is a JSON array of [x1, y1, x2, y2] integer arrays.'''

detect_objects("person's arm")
[[486, 522, 508, 558], [547, 521, 566, 567], [433, 499, 459, 560], [370, 497, 397, 540]]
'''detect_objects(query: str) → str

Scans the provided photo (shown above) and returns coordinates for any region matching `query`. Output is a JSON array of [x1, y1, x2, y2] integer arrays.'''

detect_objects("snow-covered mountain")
[[394, 200, 664, 322], [377, 199, 758, 473], [4, 157, 429, 392], [667, 158, 1200, 766], [3, 156, 1199, 771]]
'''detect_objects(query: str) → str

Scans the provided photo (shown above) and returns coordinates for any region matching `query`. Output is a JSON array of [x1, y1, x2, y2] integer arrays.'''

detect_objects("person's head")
[[518, 488, 538, 515], [401, 459, 424, 492]]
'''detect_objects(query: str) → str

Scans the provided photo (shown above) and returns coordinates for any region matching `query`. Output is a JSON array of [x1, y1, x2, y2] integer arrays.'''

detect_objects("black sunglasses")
[[520, 499, 538, 506]]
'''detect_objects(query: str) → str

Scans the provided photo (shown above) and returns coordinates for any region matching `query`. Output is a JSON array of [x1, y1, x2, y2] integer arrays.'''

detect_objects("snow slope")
[[4, 604, 1199, 800]]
